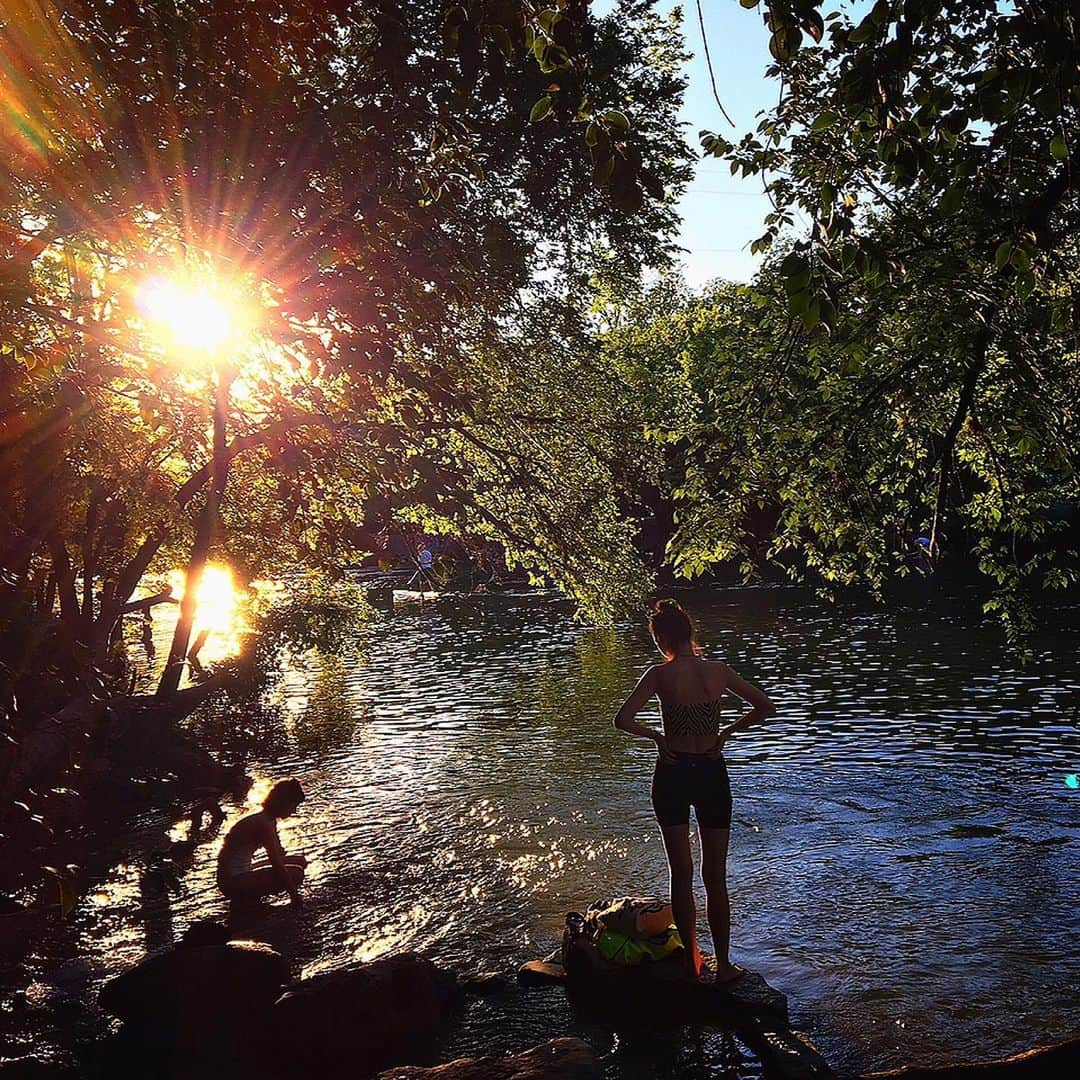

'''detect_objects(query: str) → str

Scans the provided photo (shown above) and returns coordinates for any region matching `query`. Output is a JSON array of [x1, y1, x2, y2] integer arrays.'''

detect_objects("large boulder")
[[273, 952, 464, 1075], [0, 1060, 72, 1080], [376, 1038, 601, 1080], [99, 929, 289, 1034], [536, 938, 788, 1024]]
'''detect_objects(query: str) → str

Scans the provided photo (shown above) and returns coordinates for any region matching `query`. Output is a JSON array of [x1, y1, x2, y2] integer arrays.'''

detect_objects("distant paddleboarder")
[[614, 599, 776, 984]]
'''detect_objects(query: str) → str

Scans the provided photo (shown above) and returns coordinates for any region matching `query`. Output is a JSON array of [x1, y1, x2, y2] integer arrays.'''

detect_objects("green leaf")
[[780, 252, 809, 277], [537, 8, 558, 34], [769, 25, 803, 61], [847, 19, 877, 44], [938, 182, 965, 216], [1050, 134, 1069, 161], [994, 241, 1013, 269], [804, 10, 825, 43], [811, 110, 839, 132], [788, 288, 811, 316], [604, 109, 630, 133], [489, 25, 514, 58], [785, 268, 812, 294], [529, 96, 553, 123]]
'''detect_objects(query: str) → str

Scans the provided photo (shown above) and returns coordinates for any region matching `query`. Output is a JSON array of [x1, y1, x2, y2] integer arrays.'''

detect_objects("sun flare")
[[168, 563, 240, 641], [137, 276, 236, 352]]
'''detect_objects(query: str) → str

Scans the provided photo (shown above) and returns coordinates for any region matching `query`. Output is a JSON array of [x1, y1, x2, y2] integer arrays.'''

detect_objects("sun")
[[168, 563, 239, 636], [136, 275, 237, 352]]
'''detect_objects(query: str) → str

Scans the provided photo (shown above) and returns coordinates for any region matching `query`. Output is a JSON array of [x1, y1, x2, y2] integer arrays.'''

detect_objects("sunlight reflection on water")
[[14, 588, 1080, 1077]]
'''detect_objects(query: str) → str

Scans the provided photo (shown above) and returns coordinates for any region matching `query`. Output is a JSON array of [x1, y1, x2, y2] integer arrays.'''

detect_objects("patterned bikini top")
[[661, 698, 722, 738]]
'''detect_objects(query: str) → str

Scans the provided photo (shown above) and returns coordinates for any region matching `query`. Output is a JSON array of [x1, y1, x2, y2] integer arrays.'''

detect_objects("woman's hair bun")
[[648, 598, 699, 658]]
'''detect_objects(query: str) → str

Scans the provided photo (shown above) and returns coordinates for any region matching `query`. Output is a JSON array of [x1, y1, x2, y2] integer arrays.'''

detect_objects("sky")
[[666, 1, 780, 286], [596, 1, 785, 286]]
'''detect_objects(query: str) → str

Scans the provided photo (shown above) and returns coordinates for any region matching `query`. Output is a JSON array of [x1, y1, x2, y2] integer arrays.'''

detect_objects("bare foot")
[[712, 961, 747, 986]]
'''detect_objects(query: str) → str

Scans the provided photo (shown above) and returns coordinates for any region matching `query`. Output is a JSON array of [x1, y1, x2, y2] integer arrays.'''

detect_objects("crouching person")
[[216, 778, 308, 908]]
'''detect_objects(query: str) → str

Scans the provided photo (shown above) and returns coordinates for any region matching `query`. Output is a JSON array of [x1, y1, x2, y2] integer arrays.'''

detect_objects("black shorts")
[[651, 752, 732, 829]]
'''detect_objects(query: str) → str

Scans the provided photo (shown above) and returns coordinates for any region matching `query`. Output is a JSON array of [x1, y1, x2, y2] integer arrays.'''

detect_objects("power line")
[[681, 188, 769, 196]]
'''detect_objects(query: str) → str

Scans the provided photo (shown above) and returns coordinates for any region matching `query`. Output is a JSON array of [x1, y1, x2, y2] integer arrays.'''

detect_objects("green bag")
[[595, 925, 683, 965]]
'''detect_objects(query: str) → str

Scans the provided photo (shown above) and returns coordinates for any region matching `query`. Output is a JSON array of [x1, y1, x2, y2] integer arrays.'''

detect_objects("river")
[[8, 586, 1080, 1077]]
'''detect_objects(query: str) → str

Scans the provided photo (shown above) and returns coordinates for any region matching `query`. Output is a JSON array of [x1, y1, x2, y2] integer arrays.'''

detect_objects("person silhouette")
[[216, 778, 308, 908], [614, 599, 776, 983]]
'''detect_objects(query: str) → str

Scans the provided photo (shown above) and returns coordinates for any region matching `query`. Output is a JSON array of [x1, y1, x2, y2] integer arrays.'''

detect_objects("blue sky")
[[593, 1, 785, 284], [666, 1, 779, 285]]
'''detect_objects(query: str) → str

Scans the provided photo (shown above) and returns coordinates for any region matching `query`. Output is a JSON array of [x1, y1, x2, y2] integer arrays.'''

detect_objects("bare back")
[[653, 657, 730, 754], [218, 809, 282, 876]]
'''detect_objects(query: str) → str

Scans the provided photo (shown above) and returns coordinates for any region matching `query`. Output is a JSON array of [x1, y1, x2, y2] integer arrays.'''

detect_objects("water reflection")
[[15, 588, 1080, 1077]]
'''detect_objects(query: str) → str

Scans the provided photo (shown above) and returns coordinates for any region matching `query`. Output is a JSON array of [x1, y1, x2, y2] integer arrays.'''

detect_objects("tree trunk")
[[157, 369, 232, 697]]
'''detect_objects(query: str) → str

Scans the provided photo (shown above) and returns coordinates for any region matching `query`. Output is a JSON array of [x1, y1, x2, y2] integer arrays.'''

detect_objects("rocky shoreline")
[[3, 916, 1076, 1080]]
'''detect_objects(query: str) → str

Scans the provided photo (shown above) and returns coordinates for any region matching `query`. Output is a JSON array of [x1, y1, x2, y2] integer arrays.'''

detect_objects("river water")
[[8, 586, 1080, 1077]]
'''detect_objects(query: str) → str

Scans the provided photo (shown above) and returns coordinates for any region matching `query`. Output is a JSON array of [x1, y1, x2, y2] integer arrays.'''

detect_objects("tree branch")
[[174, 414, 341, 507]]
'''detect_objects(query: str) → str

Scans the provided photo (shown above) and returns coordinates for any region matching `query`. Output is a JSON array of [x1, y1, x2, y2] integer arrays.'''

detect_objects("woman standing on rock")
[[613, 599, 776, 983]]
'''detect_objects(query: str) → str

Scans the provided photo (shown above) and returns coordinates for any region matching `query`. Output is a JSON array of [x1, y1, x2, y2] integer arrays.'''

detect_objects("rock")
[[0, 1059, 72, 1079], [516, 959, 566, 987], [99, 937, 289, 1033], [743, 1025, 835, 1080], [862, 1035, 1080, 1080], [376, 1038, 601, 1080], [178, 920, 230, 948], [526, 942, 788, 1023], [273, 952, 464, 1075], [459, 971, 513, 995]]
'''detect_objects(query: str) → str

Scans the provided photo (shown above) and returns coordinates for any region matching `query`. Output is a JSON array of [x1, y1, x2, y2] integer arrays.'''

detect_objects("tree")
[[671, 0, 1080, 637], [0, 0, 690, 793]]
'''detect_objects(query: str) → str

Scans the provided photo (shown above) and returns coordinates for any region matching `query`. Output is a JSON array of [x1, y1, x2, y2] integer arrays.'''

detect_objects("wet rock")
[[556, 901, 789, 1021], [530, 942, 788, 1023], [99, 935, 289, 1032], [376, 1038, 601, 1080], [178, 919, 231, 948], [743, 1025, 835, 1080], [0, 1058, 72, 1079], [516, 959, 566, 987], [273, 952, 464, 1075], [862, 1035, 1080, 1080]]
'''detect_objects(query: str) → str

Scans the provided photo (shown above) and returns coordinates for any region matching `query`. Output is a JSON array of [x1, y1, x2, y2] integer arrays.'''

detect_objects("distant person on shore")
[[216, 778, 308, 908], [613, 599, 776, 984]]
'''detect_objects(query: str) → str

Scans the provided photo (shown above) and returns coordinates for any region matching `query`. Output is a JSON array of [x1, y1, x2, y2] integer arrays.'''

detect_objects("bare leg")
[[659, 824, 700, 977], [701, 826, 743, 983], [220, 863, 304, 904]]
